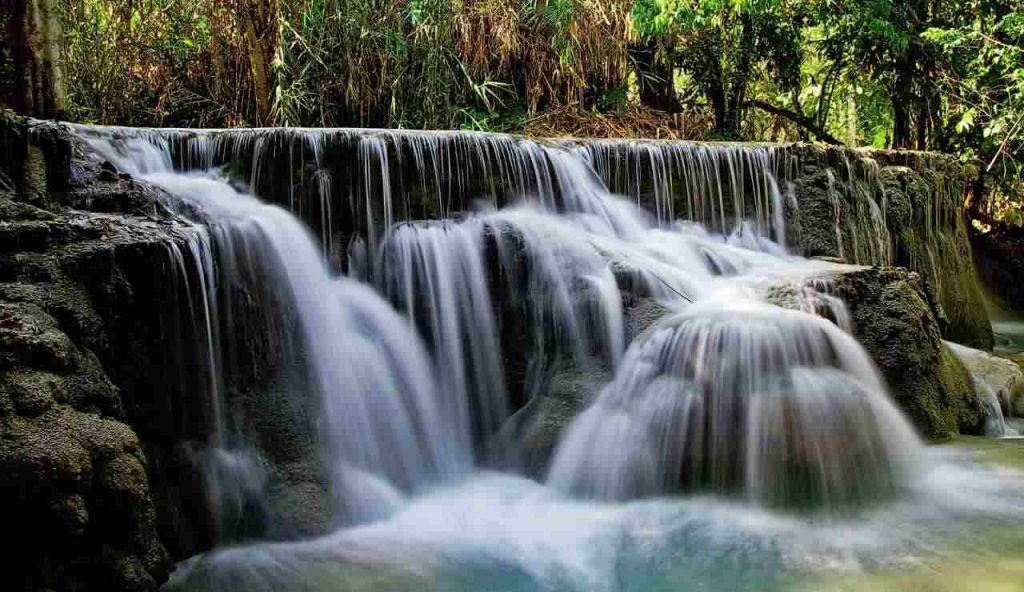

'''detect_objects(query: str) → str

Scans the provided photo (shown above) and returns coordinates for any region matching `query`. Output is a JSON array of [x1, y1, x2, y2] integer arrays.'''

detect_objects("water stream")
[[71, 125, 1024, 591]]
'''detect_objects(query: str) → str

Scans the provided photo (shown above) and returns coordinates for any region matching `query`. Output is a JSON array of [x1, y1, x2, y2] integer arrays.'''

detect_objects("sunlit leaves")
[[924, 7, 1024, 222]]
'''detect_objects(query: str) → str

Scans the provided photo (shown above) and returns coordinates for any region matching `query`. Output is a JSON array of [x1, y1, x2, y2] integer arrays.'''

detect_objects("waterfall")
[[547, 300, 920, 506], [70, 123, 934, 541], [60, 123, 1024, 592], [367, 219, 508, 453], [49, 119, 1024, 592], [75, 128, 472, 533]]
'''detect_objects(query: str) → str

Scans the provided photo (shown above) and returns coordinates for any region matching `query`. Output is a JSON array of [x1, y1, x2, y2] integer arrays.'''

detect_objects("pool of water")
[[164, 446, 1024, 592]]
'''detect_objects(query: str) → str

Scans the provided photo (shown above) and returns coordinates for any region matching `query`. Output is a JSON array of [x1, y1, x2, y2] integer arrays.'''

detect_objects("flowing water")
[[71, 126, 1024, 591]]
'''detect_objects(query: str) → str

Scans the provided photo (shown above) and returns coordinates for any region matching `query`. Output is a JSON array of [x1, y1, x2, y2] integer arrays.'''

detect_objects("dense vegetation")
[[1, 0, 1021, 220]]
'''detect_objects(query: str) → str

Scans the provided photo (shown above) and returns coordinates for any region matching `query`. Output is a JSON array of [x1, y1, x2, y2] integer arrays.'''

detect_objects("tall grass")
[[59, 0, 634, 129]]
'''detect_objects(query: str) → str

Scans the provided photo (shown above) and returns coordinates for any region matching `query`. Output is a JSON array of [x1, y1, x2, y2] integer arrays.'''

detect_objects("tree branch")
[[747, 100, 845, 145]]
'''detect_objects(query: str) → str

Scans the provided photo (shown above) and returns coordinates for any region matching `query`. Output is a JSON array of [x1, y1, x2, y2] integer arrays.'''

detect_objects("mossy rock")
[[784, 152, 993, 350], [2, 370, 64, 416], [884, 167, 992, 349], [0, 406, 171, 591], [0, 302, 77, 371], [0, 410, 95, 481], [1010, 382, 1024, 417], [946, 341, 1024, 416], [830, 267, 985, 439], [499, 358, 611, 478]]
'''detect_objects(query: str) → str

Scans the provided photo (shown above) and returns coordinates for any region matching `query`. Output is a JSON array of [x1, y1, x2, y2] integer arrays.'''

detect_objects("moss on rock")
[[499, 358, 611, 478], [782, 146, 993, 350], [0, 115, 173, 591], [830, 267, 985, 439], [0, 402, 171, 591], [3, 370, 63, 416], [1010, 382, 1024, 417]]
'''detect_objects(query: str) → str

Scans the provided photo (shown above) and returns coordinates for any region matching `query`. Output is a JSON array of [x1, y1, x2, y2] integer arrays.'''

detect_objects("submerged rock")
[[497, 358, 611, 478]]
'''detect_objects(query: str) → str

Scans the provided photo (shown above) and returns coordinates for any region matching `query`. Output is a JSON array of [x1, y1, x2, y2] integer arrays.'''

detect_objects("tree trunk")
[[242, 13, 272, 125], [846, 94, 858, 145], [916, 97, 929, 151], [5, 0, 35, 115], [4, 0, 64, 118], [892, 98, 912, 149], [709, 83, 731, 138], [631, 41, 681, 113]]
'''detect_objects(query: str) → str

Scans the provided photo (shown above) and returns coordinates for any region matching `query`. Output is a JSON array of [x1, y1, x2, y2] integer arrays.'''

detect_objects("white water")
[[77, 130, 472, 529], [68, 125, 1024, 591], [547, 302, 920, 505], [163, 456, 1024, 592]]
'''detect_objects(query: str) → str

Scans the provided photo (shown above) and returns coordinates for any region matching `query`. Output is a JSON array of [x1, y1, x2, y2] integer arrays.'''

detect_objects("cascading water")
[[66, 124, 1024, 592], [368, 220, 508, 453], [548, 300, 920, 506], [76, 128, 472, 530]]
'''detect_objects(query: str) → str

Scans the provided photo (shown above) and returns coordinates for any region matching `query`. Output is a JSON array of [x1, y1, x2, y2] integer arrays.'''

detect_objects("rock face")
[[828, 267, 986, 439], [1, 116, 334, 591], [1, 117, 179, 590], [783, 146, 992, 349]]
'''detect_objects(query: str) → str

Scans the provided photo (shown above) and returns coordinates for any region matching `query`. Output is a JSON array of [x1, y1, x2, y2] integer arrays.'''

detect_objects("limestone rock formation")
[[828, 267, 985, 439], [1, 119, 180, 590], [783, 145, 992, 349]]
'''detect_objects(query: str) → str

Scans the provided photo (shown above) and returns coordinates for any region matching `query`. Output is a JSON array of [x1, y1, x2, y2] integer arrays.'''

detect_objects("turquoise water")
[[165, 448, 1024, 592]]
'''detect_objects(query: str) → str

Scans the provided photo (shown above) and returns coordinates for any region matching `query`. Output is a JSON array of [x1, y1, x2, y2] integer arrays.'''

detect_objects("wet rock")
[[0, 407, 172, 591], [782, 149, 992, 349], [946, 341, 1024, 417], [0, 302, 78, 372], [881, 166, 992, 349], [829, 267, 986, 439], [0, 114, 72, 208], [1012, 385, 1024, 418], [498, 358, 611, 478], [624, 296, 673, 342], [3, 370, 63, 416], [0, 219, 54, 251], [1, 114, 178, 591]]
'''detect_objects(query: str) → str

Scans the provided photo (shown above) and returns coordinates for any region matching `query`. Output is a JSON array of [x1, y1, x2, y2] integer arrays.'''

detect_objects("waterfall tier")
[[71, 124, 991, 349]]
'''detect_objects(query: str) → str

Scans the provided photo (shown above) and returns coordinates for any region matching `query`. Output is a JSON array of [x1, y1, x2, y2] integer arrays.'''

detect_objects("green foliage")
[[54, 0, 633, 129], [27, 0, 1021, 203], [631, 0, 807, 137], [924, 10, 1024, 223]]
